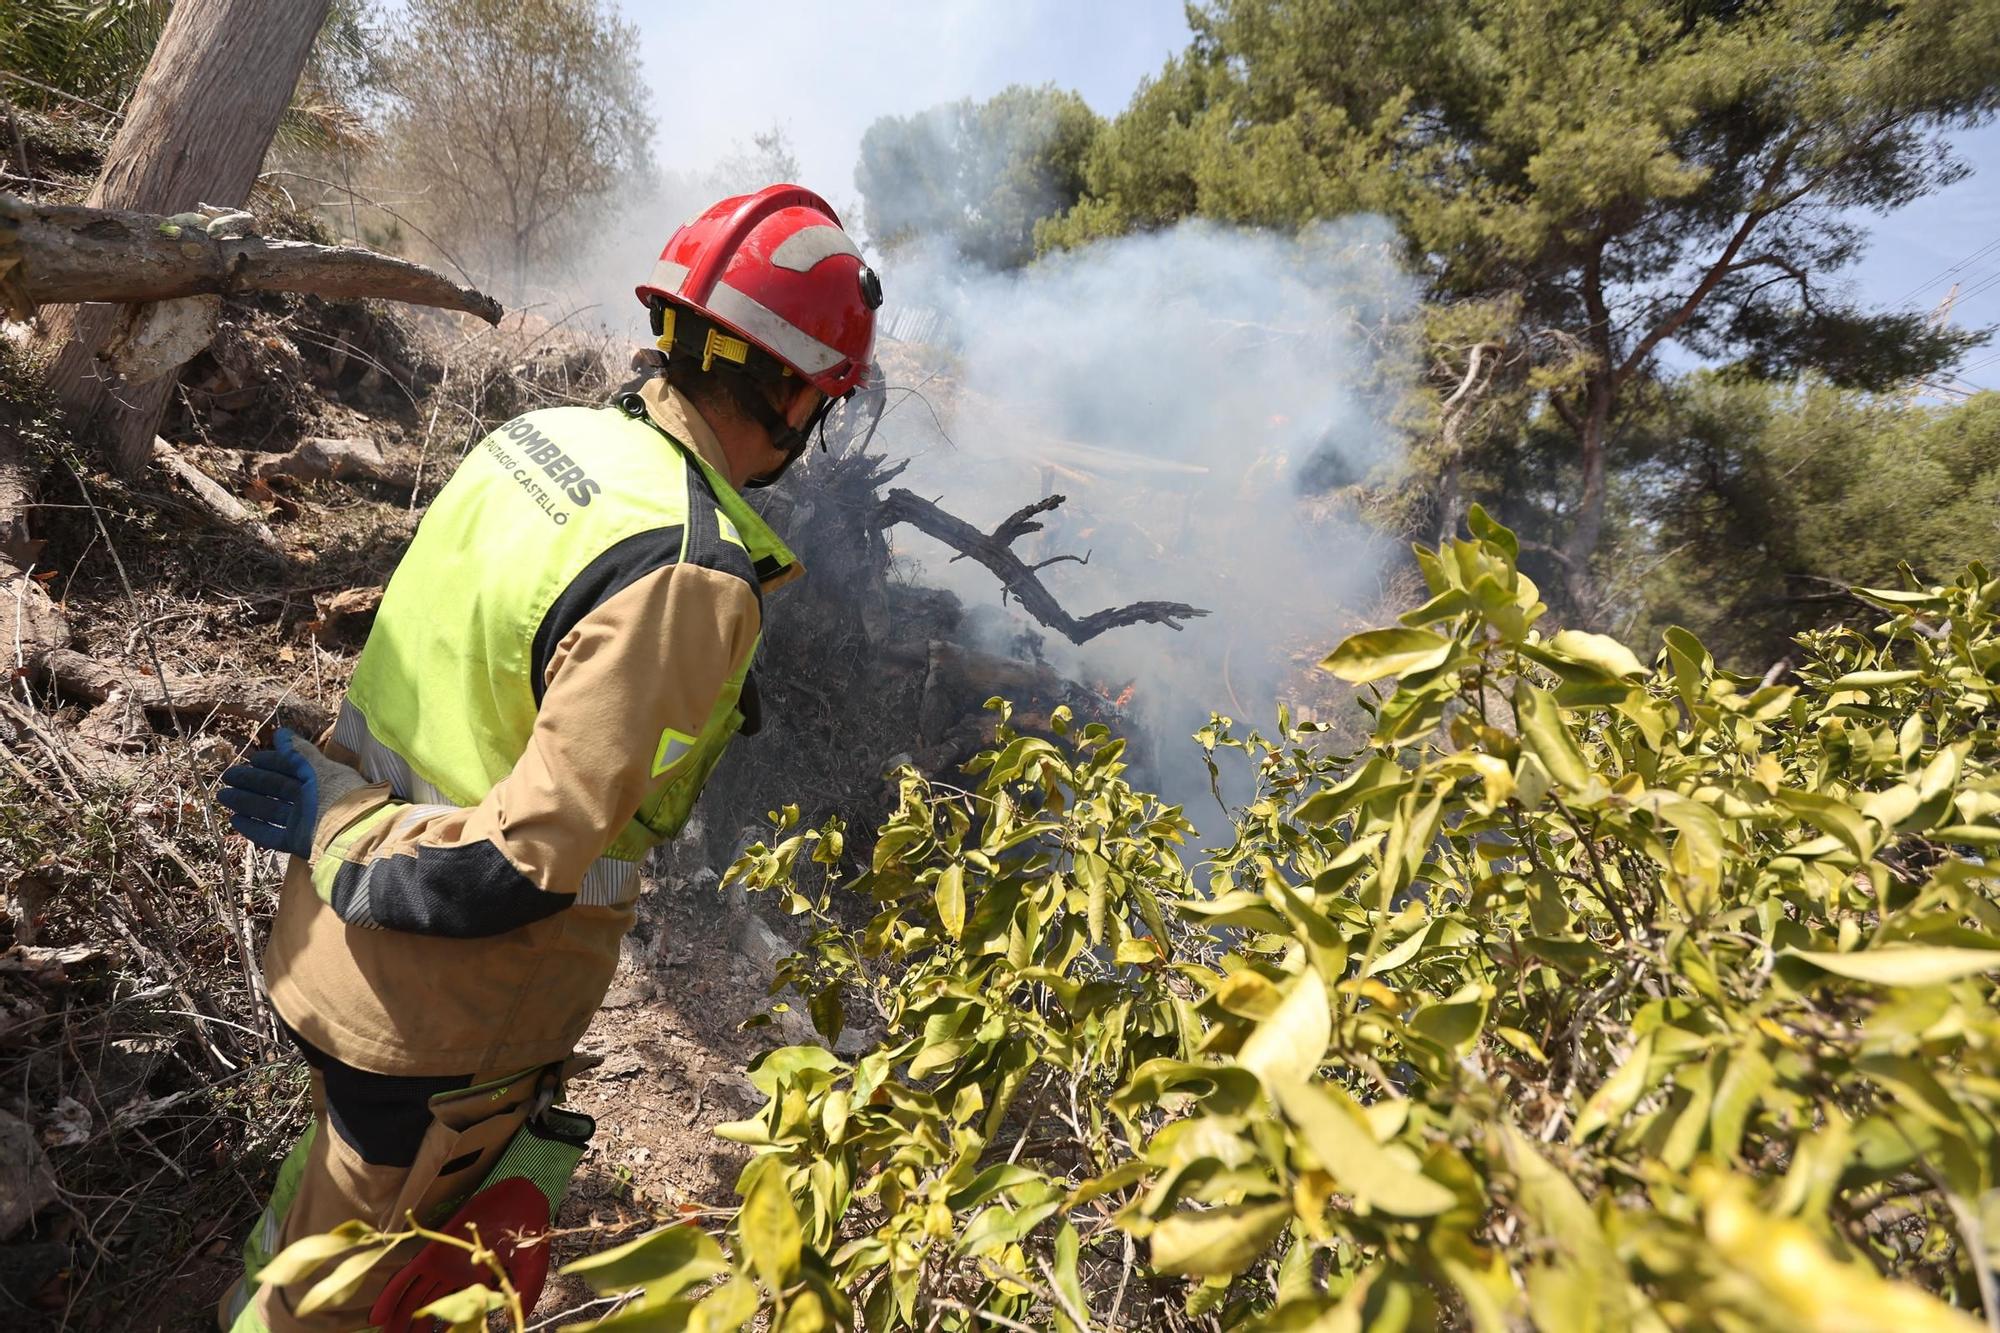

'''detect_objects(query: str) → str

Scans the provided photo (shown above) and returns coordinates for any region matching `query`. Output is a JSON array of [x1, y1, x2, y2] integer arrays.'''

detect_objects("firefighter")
[[214, 185, 881, 1332]]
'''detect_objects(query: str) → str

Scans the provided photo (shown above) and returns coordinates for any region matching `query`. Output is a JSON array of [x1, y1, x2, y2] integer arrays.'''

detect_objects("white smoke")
[[869, 220, 1417, 832], [518, 129, 810, 336]]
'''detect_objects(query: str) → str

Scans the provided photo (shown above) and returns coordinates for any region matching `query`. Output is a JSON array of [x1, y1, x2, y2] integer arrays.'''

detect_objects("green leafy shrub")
[[266, 511, 2000, 1331]]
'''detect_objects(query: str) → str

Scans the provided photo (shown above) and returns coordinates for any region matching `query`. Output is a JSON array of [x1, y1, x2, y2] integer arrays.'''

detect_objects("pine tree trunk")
[[1561, 383, 1613, 623], [35, 0, 333, 476]]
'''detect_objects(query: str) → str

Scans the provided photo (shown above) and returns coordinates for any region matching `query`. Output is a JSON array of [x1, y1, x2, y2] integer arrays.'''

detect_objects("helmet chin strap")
[[645, 297, 840, 488], [720, 371, 837, 489]]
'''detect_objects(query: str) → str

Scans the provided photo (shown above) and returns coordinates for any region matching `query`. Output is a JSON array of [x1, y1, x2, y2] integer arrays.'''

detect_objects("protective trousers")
[[219, 1030, 575, 1332]]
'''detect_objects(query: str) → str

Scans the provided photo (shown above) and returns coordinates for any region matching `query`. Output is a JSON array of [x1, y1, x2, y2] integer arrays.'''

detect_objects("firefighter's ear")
[[783, 381, 827, 429]]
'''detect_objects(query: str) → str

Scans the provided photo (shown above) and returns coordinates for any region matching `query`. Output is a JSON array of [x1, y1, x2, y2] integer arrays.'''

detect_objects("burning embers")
[[1094, 679, 1138, 712]]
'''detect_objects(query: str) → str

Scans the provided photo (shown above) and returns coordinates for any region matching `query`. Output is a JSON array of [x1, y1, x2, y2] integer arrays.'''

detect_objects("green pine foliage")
[[1623, 378, 2000, 668], [1034, 0, 2000, 614]]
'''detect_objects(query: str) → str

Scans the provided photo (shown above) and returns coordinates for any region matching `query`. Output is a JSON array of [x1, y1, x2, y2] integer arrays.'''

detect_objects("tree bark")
[[5, 195, 502, 325], [1560, 239, 1618, 621], [35, 0, 334, 476], [1560, 378, 1614, 619]]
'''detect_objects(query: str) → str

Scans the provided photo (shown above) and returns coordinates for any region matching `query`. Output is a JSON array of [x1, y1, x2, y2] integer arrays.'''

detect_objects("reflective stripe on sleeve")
[[579, 857, 641, 908], [333, 701, 455, 806]]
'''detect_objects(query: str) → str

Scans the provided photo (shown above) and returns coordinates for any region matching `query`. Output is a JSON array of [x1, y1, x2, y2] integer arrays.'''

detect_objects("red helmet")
[[636, 185, 880, 398]]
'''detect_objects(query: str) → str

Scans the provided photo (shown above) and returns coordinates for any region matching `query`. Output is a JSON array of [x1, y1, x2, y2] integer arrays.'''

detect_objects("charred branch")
[[0, 193, 502, 324], [878, 487, 1208, 645], [989, 495, 1064, 548]]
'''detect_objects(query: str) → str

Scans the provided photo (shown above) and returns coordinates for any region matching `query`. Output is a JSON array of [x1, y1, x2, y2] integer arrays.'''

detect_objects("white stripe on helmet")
[[770, 225, 863, 273], [708, 280, 844, 375], [647, 258, 691, 293]]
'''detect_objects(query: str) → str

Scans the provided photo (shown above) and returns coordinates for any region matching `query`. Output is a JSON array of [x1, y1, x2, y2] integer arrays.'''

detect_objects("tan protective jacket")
[[263, 380, 797, 1075]]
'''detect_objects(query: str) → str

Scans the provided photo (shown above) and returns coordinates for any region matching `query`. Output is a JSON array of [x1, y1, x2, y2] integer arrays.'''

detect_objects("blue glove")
[[218, 728, 366, 857]]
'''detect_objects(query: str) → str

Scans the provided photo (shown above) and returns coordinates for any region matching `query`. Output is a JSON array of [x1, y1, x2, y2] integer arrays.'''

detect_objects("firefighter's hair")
[[648, 297, 804, 423]]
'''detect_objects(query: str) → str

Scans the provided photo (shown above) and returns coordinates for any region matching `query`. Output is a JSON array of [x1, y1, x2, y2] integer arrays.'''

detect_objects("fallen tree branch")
[[879, 487, 1208, 644], [5, 563, 70, 675], [0, 192, 502, 323], [38, 647, 328, 734], [150, 437, 283, 554]]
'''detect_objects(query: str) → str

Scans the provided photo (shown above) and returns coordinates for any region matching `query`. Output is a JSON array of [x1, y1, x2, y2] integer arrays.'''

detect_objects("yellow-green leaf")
[[1365, 920, 1434, 977], [1407, 991, 1489, 1054], [1659, 1057, 1718, 1171], [1710, 1046, 1774, 1162], [935, 863, 966, 941], [1148, 1200, 1292, 1276], [1574, 1032, 1656, 1141], [1075, 850, 1109, 946], [1547, 629, 1646, 680], [562, 1223, 727, 1297], [1784, 946, 2000, 987], [1831, 670, 1924, 689], [1517, 687, 1590, 791], [1115, 937, 1160, 965], [740, 1159, 802, 1291], [1852, 586, 1948, 611], [1235, 966, 1330, 1087], [1644, 793, 1725, 913], [1053, 1222, 1087, 1333], [1774, 789, 1877, 861], [1272, 1079, 1458, 1217], [413, 1286, 505, 1333], [1211, 969, 1284, 1020], [908, 1038, 968, 1080], [689, 1275, 760, 1333], [255, 1221, 376, 1287], [1321, 628, 1454, 684], [295, 1243, 392, 1317], [1500, 1127, 1633, 1332], [1171, 890, 1289, 932], [781, 1287, 831, 1332]]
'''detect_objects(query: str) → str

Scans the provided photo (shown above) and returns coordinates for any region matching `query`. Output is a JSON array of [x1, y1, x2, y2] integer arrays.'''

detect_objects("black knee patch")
[[284, 1023, 473, 1168]]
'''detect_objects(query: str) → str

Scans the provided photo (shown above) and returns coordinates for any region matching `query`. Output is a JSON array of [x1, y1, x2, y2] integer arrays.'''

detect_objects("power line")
[[1889, 235, 2000, 307], [1948, 264, 2000, 309], [1945, 347, 2000, 380]]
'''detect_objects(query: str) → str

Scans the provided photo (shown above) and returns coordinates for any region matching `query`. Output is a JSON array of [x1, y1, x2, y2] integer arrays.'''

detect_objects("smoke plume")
[[870, 220, 1418, 832]]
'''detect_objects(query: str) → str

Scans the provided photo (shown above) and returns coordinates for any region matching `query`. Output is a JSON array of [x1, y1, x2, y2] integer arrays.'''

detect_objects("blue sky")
[[623, 0, 2000, 383]]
